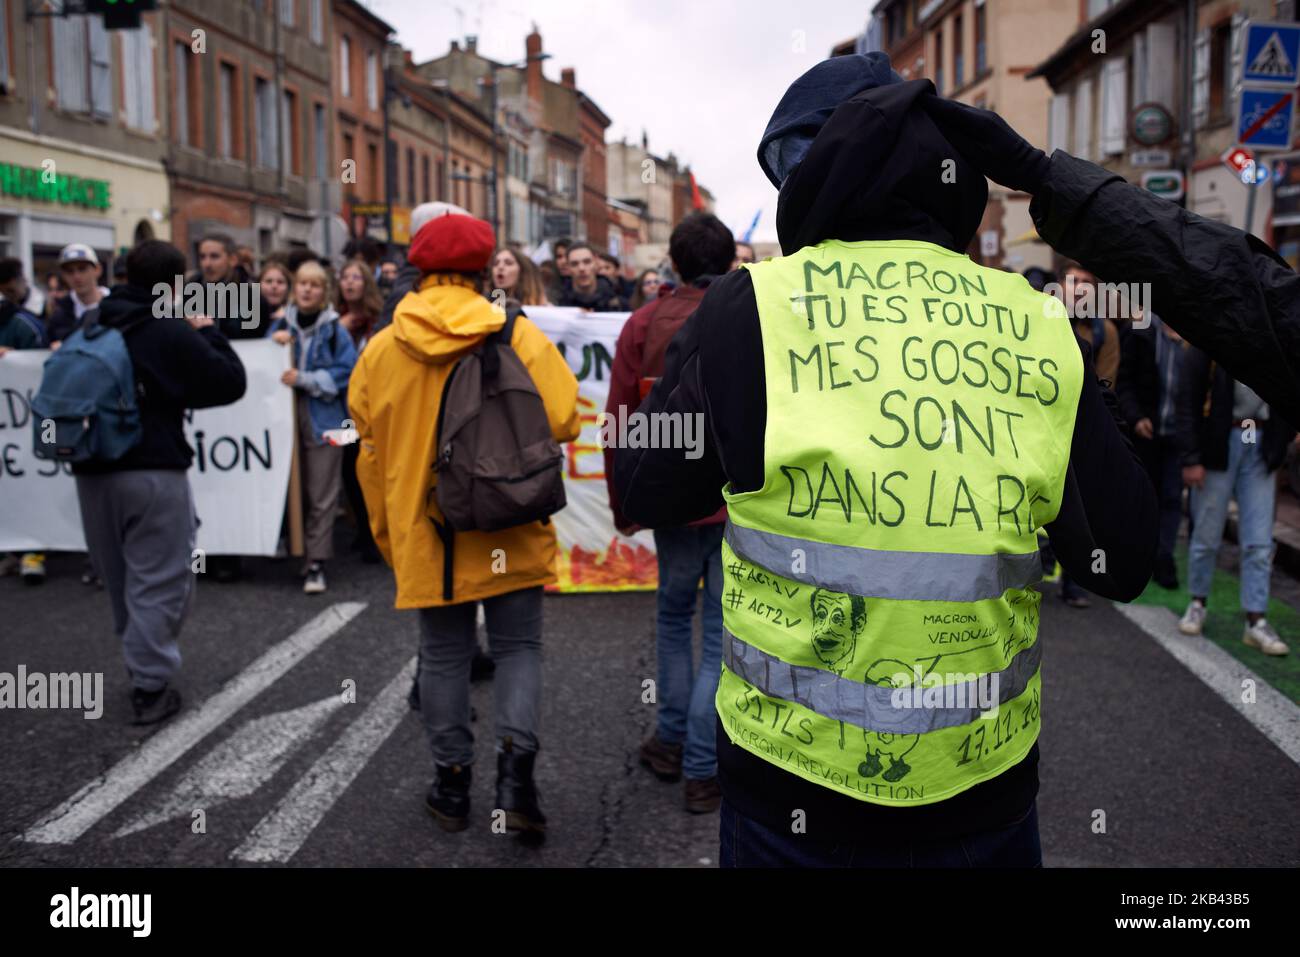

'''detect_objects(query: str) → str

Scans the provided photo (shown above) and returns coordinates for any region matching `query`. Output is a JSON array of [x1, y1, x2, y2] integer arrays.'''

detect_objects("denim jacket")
[[268, 304, 357, 444]]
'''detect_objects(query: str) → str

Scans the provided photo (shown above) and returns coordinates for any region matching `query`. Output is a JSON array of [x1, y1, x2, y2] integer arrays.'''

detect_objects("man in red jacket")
[[603, 212, 735, 813]]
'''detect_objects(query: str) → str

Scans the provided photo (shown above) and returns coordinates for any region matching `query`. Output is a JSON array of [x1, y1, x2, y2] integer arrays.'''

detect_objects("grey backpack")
[[430, 307, 565, 598]]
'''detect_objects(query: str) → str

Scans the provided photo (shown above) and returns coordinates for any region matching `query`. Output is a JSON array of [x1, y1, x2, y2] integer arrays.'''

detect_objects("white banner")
[[525, 306, 658, 591], [0, 340, 295, 556]]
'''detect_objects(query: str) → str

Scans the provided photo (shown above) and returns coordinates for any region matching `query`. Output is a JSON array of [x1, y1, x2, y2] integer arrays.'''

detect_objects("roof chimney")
[[450, 39, 460, 51], [466, 35, 477, 54], [561, 67, 575, 89], [526, 28, 543, 105]]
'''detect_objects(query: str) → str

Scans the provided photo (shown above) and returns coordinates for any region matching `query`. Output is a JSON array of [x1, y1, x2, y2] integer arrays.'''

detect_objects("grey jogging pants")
[[75, 469, 197, 692]]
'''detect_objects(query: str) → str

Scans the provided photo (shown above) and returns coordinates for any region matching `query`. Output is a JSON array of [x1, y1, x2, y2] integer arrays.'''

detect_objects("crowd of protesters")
[[1018, 261, 1294, 656], [1, 178, 1294, 838]]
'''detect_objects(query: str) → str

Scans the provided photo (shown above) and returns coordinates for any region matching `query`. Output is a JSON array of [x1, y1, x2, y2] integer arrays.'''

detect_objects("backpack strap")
[[431, 516, 456, 602], [481, 305, 522, 381], [429, 354, 465, 603]]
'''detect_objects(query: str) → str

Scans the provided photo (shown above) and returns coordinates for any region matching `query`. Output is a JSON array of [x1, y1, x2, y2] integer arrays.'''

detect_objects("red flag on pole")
[[689, 171, 704, 211]]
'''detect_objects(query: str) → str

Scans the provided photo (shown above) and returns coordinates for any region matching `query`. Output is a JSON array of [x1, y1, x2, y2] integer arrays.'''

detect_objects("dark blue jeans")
[[719, 798, 1042, 867], [653, 523, 725, 780]]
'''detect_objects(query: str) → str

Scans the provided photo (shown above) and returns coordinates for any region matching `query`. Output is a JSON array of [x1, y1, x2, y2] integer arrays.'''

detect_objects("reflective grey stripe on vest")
[[723, 630, 1042, 734], [724, 522, 1042, 603]]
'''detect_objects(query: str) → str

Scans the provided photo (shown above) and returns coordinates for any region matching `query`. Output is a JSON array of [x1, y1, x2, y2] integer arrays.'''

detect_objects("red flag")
[[689, 171, 704, 211]]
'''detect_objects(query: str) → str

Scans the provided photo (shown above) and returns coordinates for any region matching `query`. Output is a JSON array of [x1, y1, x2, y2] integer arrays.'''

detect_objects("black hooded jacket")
[[72, 285, 247, 475], [613, 80, 1158, 839]]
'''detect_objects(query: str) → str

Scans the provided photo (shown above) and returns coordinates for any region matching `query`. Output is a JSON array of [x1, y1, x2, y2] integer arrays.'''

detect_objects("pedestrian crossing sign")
[[1242, 21, 1300, 86]]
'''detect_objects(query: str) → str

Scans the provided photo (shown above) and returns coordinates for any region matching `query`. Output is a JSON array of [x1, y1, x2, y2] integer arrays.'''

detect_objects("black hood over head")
[[95, 284, 156, 327], [767, 72, 988, 256], [757, 52, 902, 189]]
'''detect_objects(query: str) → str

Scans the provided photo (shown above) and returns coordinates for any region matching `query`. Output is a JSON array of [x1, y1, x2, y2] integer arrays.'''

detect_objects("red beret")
[[407, 213, 496, 274]]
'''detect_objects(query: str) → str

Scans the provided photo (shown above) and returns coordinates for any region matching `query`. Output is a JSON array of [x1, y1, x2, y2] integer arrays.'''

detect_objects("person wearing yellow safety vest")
[[614, 53, 1158, 867]]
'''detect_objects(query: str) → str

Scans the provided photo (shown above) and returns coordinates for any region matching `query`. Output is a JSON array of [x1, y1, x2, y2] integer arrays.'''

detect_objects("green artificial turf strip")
[[1129, 550, 1300, 703]]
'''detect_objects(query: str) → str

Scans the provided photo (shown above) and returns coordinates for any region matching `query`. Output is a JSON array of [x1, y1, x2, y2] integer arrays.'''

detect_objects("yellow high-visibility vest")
[[717, 239, 1083, 806]]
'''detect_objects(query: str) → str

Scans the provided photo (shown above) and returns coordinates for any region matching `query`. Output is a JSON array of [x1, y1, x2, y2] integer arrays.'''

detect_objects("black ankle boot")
[[426, 763, 471, 832], [496, 738, 546, 835]]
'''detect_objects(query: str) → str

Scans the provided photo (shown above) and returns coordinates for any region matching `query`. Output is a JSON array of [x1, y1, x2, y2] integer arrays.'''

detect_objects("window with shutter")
[[366, 51, 378, 111], [1228, 13, 1245, 117], [174, 42, 190, 145], [314, 104, 327, 179], [54, 16, 89, 113], [255, 78, 278, 169], [89, 17, 112, 119], [219, 65, 234, 158], [309, 0, 323, 44], [1100, 58, 1127, 155], [1049, 92, 1071, 153], [279, 0, 294, 26], [1074, 76, 1093, 161], [122, 26, 156, 132], [0, 4, 11, 94], [1147, 21, 1178, 110], [282, 90, 293, 173], [1131, 31, 1148, 106], [340, 37, 351, 98], [1192, 28, 1210, 129]]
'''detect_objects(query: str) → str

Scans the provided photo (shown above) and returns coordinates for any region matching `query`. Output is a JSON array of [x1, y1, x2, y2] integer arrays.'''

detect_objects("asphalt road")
[[2, 544, 1298, 868]]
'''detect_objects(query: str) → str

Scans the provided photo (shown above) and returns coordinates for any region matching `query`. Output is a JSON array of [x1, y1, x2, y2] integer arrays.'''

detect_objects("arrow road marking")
[[231, 656, 416, 864], [113, 695, 348, 838], [20, 602, 367, 845]]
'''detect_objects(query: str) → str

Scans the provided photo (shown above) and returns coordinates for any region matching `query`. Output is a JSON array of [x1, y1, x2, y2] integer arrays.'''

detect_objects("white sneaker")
[[1243, 618, 1289, 656], [1179, 601, 1207, 635], [303, 563, 327, 595]]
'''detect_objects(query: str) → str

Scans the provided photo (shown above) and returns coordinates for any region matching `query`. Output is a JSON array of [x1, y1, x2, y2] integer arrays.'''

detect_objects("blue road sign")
[[1243, 21, 1300, 85], [1237, 87, 1295, 151]]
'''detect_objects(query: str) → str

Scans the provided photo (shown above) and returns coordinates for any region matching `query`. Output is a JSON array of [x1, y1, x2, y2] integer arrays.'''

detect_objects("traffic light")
[[83, 0, 158, 31]]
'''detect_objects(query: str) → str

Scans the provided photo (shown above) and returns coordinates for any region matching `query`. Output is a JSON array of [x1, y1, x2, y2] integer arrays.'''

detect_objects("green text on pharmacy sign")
[[0, 163, 111, 210]]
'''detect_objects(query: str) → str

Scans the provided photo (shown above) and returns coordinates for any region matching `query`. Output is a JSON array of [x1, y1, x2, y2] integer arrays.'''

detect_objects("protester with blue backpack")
[[268, 259, 357, 596], [34, 240, 246, 725]]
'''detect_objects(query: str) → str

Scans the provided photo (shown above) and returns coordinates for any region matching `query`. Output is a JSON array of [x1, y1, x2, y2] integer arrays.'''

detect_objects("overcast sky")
[[364, 0, 875, 244]]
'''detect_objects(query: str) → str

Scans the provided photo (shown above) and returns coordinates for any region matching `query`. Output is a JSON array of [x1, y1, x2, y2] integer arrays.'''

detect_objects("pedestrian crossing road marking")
[[231, 657, 417, 863], [20, 602, 367, 845]]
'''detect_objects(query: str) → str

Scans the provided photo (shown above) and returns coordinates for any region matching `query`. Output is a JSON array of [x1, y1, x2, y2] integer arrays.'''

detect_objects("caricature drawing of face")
[[810, 588, 867, 672]]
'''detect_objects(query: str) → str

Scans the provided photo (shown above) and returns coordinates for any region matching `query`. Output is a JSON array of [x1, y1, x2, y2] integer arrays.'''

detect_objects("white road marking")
[[114, 695, 347, 838], [231, 657, 416, 863], [1115, 603, 1300, 765], [21, 602, 367, 845]]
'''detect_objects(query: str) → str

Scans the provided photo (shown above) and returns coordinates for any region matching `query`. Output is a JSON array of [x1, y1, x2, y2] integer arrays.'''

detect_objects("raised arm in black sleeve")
[[1031, 152, 1300, 425]]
